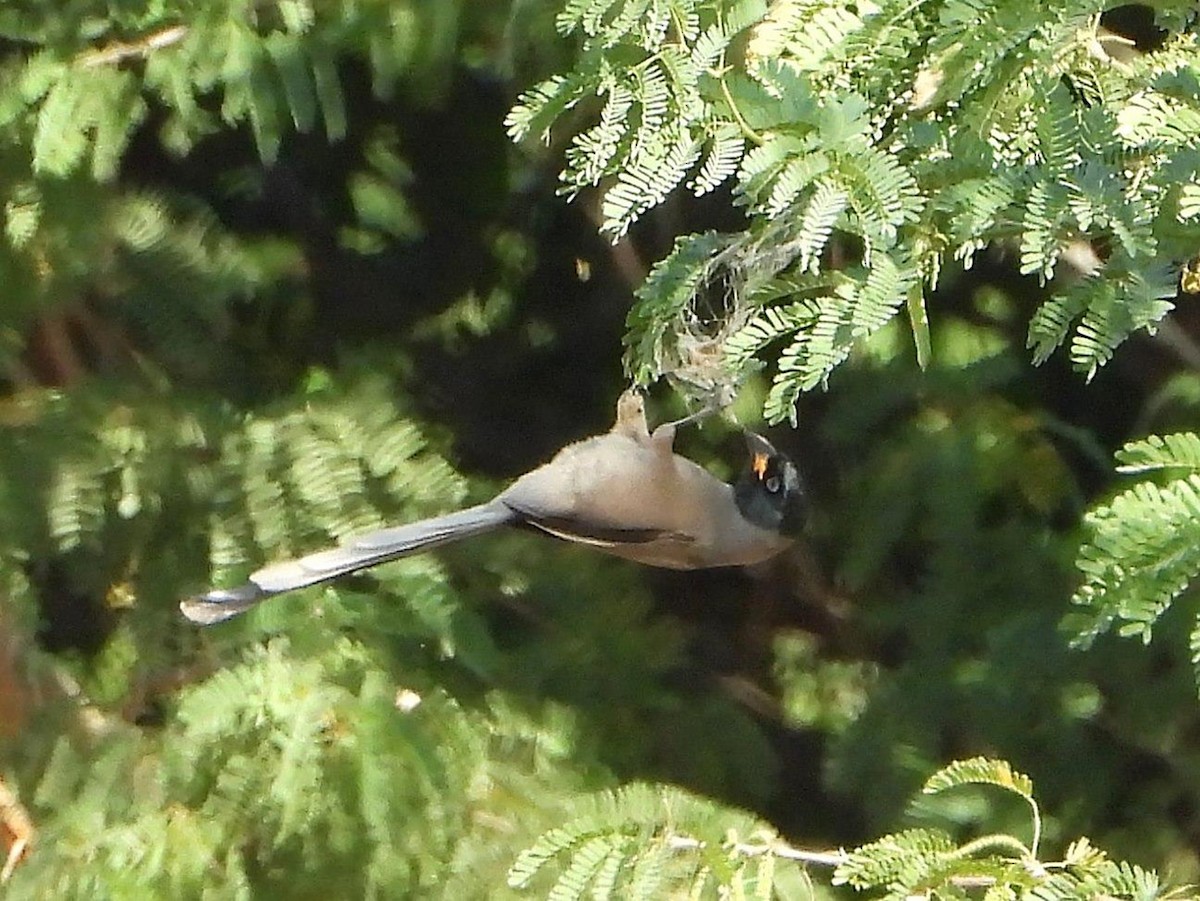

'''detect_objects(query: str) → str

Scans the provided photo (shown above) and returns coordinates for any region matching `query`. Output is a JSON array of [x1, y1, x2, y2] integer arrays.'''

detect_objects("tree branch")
[[78, 25, 188, 68]]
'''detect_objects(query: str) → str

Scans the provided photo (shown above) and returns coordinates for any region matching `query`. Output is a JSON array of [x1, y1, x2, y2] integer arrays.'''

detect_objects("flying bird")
[[181, 392, 804, 625]]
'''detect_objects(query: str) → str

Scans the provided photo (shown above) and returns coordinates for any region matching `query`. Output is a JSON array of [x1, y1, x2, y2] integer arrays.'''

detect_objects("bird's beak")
[[743, 432, 777, 478], [744, 431, 777, 456]]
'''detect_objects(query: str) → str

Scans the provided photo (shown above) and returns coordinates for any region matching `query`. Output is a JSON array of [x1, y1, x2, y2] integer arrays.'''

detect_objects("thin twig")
[[78, 24, 188, 68], [720, 76, 765, 146], [667, 833, 848, 866], [667, 832, 1004, 892]]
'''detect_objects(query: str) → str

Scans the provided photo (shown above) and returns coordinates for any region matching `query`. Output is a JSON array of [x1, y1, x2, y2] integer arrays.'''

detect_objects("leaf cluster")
[[1069, 432, 1200, 681], [512, 758, 1190, 900], [509, 0, 1200, 421], [4, 0, 1200, 897], [836, 757, 1176, 901], [508, 782, 812, 900], [5, 632, 608, 900], [1, 0, 455, 176]]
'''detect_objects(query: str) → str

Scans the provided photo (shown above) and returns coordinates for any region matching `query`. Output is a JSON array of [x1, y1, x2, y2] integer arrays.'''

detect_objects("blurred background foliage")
[[0, 0, 1198, 897]]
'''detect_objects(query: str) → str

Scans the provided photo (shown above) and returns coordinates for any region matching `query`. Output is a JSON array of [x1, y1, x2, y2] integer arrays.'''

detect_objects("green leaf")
[[266, 32, 317, 132], [1116, 433, 1200, 474], [922, 757, 1035, 802]]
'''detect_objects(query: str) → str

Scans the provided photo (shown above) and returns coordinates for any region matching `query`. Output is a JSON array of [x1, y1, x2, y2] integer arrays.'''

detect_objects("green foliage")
[[0, 363, 796, 897], [832, 757, 1185, 901], [922, 757, 1034, 802], [4, 0, 1200, 896], [0, 1, 461, 173], [1068, 433, 1200, 668], [513, 759, 1190, 901], [508, 782, 811, 900], [4, 635, 604, 900], [510, 0, 1200, 421], [0, 0, 481, 345], [833, 825, 1177, 901], [0, 372, 502, 691], [0, 173, 270, 358]]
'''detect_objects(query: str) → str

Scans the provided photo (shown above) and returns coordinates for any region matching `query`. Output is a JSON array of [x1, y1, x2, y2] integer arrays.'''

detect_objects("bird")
[[180, 391, 805, 625]]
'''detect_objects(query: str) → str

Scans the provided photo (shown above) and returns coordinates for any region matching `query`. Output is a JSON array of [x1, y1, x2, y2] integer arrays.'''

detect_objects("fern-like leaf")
[[723, 300, 820, 371], [1116, 433, 1200, 474], [1069, 266, 1177, 381], [793, 179, 847, 269], [1180, 184, 1200, 221], [601, 126, 701, 238], [836, 144, 921, 247], [692, 0, 768, 67], [922, 757, 1035, 802], [1070, 436, 1200, 650], [1027, 275, 1099, 366], [832, 828, 957, 892], [508, 782, 796, 900], [689, 122, 745, 197], [547, 835, 620, 901], [506, 74, 588, 144]]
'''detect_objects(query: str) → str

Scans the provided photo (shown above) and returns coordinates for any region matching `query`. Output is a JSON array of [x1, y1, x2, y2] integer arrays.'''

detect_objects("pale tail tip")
[[179, 584, 266, 625]]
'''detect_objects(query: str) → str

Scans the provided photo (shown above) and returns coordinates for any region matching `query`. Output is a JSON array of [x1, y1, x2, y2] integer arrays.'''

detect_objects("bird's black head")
[[733, 432, 806, 536]]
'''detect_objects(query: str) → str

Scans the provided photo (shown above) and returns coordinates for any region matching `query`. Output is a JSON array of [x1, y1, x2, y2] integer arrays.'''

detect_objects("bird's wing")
[[497, 432, 716, 546], [511, 510, 693, 547]]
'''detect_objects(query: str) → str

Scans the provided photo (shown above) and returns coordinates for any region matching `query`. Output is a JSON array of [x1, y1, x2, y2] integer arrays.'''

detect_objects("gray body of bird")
[[180, 391, 803, 625]]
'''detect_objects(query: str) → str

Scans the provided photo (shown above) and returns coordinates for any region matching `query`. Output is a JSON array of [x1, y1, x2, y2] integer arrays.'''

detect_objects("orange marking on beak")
[[752, 453, 769, 478]]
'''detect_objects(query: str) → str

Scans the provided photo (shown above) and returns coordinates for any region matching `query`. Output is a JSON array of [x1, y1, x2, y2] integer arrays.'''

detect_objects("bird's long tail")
[[180, 502, 515, 625]]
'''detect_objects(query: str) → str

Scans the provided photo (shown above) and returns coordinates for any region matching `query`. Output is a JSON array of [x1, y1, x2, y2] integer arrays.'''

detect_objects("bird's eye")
[[765, 475, 782, 494]]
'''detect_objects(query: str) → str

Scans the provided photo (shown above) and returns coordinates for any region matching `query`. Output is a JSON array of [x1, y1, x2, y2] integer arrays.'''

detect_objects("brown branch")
[[0, 777, 33, 883]]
